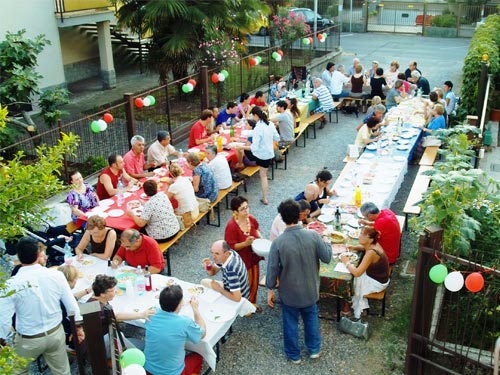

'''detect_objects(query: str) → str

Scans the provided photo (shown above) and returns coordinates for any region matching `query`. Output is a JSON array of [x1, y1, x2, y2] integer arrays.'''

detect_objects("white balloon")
[[275, 55, 282, 62], [122, 364, 146, 375], [320, 39, 326, 43], [186, 82, 194, 92], [98, 119, 107, 131], [218, 73, 225, 82], [444, 271, 464, 292], [143, 97, 151, 107]]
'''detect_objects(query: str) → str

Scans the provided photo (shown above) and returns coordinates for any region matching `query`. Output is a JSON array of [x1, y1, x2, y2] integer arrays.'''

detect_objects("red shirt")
[[96, 167, 122, 200], [188, 121, 207, 148], [250, 97, 266, 107], [224, 215, 263, 269], [115, 234, 165, 272], [374, 209, 401, 264], [123, 149, 145, 176]]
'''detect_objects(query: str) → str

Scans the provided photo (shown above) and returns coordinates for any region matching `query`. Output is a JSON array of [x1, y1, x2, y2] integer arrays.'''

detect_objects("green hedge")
[[460, 13, 500, 118]]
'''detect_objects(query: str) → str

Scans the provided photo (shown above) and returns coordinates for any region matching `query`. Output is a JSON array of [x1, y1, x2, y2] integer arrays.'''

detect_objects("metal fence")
[[406, 228, 500, 374], [0, 25, 340, 180]]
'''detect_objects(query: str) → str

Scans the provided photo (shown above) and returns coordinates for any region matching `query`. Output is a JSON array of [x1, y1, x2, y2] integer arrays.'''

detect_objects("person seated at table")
[[310, 78, 335, 129], [294, 183, 321, 221], [331, 64, 350, 99], [339, 226, 390, 320], [270, 100, 294, 149], [216, 102, 239, 128], [74, 215, 120, 261], [147, 131, 179, 168], [285, 96, 301, 128], [349, 64, 369, 101], [224, 196, 263, 308], [88, 275, 155, 357], [185, 152, 218, 202], [205, 145, 232, 190], [201, 240, 250, 302], [67, 170, 99, 224], [123, 135, 157, 179], [412, 103, 446, 163], [127, 180, 180, 243], [96, 153, 139, 200], [188, 109, 215, 148], [359, 202, 401, 265], [249, 90, 268, 111], [314, 169, 337, 207], [112, 229, 165, 274], [355, 116, 381, 149], [270, 199, 311, 240], [384, 60, 400, 89], [410, 70, 431, 95], [206, 106, 219, 135], [166, 163, 199, 228], [385, 80, 403, 110], [365, 60, 379, 79], [270, 81, 287, 103], [369, 67, 387, 99], [365, 96, 382, 118], [237, 92, 253, 119], [356, 103, 387, 132], [397, 72, 415, 96], [144, 285, 205, 375]]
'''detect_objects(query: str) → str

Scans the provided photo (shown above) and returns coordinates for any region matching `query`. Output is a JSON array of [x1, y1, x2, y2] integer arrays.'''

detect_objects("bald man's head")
[[304, 184, 320, 201]]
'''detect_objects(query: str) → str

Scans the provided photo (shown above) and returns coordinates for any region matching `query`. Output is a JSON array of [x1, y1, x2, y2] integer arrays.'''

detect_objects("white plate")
[[339, 251, 359, 263], [400, 133, 414, 139], [87, 211, 108, 219], [122, 192, 132, 198], [252, 239, 272, 257], [347, 218, 360, 228], [218, 151, 229, 157], [393, 156, 407, 162], [397, 144, 410, 150], [318, 214, 335, 223], [397, 139, 410, 145], [204, 304, 235, 323], [108, 209, 125, 217], [188, 148, 200, 153], [129, 185, 140, 192], [227, 142, 246, 149], [140, 193, 149, 200], [153, 168, 168, 176], [363, 153, 375, 159], [366, 144, 377, 150], [99, 199, 114, 206]]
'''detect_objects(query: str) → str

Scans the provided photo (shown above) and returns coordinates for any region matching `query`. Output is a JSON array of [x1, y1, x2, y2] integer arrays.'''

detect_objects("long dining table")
[[72, 255, 255, 371]]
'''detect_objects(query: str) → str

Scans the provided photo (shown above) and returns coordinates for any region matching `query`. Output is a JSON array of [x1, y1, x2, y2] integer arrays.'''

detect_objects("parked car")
[[288, 8, 334, 31]]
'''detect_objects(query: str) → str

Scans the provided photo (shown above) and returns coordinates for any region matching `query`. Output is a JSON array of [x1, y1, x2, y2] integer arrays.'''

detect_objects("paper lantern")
[[220, 70, 229, 78], [122, 364, 146, 375], [249, 58, 257, 66], [134, 98, 144, 108], [218, 73, 225, 82], [277, 49, 284, 56], [90, 120, 101, 133], [322, 32, 328, 39], [120, 348, 145, 368], [317, 33, 324, 40], [103, 113, 113, 123], [255, 56, 262, 64], [98, 119, 107, 131], [302, 38, 309, 45], [211, 73, 219, 84], [146, 95, 156, 105], [308, 37, 313, 44], [186, 82, 194, 92], [188, 79, 197, 87], [429, 264, 448, 284], [182, 84, 190, 93], [465, 272, 484, 293], [272, 52, 278, 59], [275, 55, 282, 62], [444, 271, 464, 292], [142, 97, 151, 107]]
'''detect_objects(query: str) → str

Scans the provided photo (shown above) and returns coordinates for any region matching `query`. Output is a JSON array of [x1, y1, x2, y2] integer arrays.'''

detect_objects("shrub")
[[431, 14, 457, 28]]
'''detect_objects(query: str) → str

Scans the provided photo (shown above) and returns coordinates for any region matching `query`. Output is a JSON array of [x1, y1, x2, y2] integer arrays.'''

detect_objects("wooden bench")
[[66, 221, 81, 234], [419, 146, 439, 166], [402, 165, 433, 230], [295, 112, 325, 147], [240, 165, 260, 192]]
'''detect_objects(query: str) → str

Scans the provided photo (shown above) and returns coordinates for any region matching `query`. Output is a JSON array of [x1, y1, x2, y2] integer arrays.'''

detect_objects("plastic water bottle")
[[125, 279, 135, 297], [417, 88, 422, 98], [64, 242, 73, 265], [135, 266, 145, 295], [144, 265, 152, 292], [117, 179, 125, 207]]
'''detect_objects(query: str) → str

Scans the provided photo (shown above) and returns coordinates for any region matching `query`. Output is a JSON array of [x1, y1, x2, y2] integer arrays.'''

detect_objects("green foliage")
[[39, 88, 70, 127], [430, 14, 457, 28], [80, 155, 107, 177], [460, 14, 500, 117], [269, 7, 311, 43], [410, 125, 500, 256], [0, 131, 80, 241]]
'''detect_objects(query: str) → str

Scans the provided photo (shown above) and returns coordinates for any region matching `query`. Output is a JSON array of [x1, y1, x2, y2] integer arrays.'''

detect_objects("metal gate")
[[367, 1, 426, 34]]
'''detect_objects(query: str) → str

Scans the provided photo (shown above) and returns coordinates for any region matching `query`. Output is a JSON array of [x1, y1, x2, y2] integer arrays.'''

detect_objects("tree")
[[112, 0, 267, 82], [0, 30, 69, 145]]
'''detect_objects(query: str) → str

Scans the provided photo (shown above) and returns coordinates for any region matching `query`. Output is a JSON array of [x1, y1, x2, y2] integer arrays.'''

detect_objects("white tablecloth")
[[72, 257, 255, 371]]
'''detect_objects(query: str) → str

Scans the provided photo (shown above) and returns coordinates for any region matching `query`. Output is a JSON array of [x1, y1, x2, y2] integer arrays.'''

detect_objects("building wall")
[[0, 0, 66, 89], [60, 27, 100, 83]]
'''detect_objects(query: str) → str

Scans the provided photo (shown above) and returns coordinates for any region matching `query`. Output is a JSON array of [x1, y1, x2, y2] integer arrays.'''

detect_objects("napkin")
[[334, 263, 351, 273]]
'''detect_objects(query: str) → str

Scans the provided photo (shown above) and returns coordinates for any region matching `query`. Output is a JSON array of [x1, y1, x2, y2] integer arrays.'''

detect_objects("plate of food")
[[318, 214, 335, 223], [99, 199, 114, 206], [129, 185, 140, 192], [108, 209, 125, 217], [347, 218, 360, 229], [400, 132, 414, 139], [330, 231, 347, 244], [165, 278, 177, 286], [126, 200, 141, 210], [204, 304, 235, 323], [251, 239, 272, 258], [227, 142, 246, 149], [86, 211, 108, 219], [307, 221, 327, 235], [154, 168, 168, 176], [331, 244, 349, 254], [342, 205, 358, 214], [116, 273, 137, 289], [397, 139, 410, 145], [187, 286, 205, 296], [397, 144, 410, 150], [131, 208, 143, 217], [340, 251, 359, 263], [366, 143, 377, 151], [78, 258, 95, 266]]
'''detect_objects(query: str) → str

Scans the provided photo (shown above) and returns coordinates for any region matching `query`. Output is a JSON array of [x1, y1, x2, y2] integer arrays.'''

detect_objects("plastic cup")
[[205, 262, 213, 271]]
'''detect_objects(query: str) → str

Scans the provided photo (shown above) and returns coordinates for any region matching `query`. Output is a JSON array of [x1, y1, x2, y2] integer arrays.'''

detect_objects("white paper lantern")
[[122, 364, 146, 375], [444, 271, 464, 292], [98, 119, 108, 131], [218, 73, 225, 82], [142, 97, 151, 107]]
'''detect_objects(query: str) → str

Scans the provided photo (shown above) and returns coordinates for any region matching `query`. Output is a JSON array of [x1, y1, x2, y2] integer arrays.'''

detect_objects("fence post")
[[363, 1, 369, 33], [422, 2, 427, 36], [123, 93, 136, 141], [200, 66, 209, 111]]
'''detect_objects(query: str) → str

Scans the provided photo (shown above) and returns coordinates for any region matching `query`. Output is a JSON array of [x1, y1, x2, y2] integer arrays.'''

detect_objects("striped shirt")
[[219, 250, 250, 299], [313, 85, 334, 111]]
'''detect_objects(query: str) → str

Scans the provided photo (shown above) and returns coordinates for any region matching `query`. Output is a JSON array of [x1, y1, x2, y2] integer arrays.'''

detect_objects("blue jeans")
[[281, 302, 321, 360]]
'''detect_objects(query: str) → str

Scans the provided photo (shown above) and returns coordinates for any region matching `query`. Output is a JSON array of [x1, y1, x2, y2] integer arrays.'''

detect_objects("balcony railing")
[[54, 0, 113, 21]]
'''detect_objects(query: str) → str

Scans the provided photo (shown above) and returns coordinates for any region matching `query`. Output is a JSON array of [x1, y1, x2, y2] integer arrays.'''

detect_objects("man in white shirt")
[[0, 237, 83, 375], [270, 200, 311, 240], [205, 145, 232, 190], [147, 130, 179, 167], [320, 62, 335, 95], [331, 64, 350, 98]]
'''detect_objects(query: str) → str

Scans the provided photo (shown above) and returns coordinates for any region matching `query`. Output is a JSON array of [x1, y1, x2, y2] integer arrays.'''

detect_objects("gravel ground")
[[0, 32, 469, 375]]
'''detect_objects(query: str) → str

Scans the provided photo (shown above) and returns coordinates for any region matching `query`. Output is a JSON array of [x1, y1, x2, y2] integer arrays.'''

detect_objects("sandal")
[[260, 198, 269, 205]]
